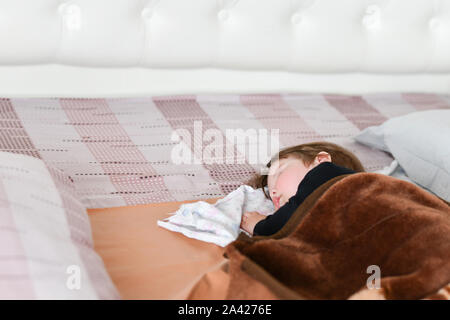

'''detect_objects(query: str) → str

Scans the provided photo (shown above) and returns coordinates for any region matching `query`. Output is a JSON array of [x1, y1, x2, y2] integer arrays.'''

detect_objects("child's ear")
[[313, 151, 332, 166]]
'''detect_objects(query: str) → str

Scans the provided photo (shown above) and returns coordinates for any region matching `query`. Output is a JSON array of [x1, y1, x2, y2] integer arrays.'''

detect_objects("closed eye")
[[267, 158, 290, 195]]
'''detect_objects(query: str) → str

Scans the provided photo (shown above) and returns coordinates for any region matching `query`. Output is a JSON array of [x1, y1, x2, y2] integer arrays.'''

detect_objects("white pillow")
[[355, 110, 450, 202], [0, 151, 120, 299]]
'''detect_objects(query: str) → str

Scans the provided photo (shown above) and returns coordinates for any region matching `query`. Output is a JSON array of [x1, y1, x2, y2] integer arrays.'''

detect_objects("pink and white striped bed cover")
[[1, 93, 449, 208], [0, 151, 119, 299]]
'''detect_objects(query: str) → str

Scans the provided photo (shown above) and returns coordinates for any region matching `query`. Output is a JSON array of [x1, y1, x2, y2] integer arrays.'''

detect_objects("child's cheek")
[[277, 167, 308, 199], [276, 172, 298, 196]]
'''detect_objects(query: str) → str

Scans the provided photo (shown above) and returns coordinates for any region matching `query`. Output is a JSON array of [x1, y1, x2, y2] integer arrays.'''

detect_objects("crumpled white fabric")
[[157, 185, 275, 247]]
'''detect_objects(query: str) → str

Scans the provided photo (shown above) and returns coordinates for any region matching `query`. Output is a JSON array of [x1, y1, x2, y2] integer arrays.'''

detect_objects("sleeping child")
[[240, 141, 365, 236], [231, 141, 450, 299]]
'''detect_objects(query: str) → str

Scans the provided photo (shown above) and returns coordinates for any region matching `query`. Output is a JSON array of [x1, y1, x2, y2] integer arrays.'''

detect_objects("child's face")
[[267, 156, 313, 210], [267, 152, 331, 210]]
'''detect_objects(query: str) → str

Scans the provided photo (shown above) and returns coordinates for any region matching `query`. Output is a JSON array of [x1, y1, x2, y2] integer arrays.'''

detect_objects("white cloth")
[[157, 185, 275, 247]]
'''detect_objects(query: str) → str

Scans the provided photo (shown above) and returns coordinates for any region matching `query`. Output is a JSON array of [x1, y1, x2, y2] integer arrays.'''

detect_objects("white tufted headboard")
[[1, 0, 450, 97]]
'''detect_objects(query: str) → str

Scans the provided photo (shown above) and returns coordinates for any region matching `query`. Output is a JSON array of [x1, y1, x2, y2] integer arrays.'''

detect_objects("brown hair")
[[248, 141, 365, 200]]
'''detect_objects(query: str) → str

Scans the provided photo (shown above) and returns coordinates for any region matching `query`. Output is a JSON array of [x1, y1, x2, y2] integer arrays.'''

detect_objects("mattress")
[[87, 199, 228, 299], [2, 93, 448, 208]]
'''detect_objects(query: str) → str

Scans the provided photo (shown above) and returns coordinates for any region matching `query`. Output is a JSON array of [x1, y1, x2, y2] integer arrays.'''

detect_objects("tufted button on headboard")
[[0, 0, 449, 97]]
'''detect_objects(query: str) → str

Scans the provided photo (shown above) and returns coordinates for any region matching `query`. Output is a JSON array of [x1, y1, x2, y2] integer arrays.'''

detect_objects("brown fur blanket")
[[224, 173, 450, 300]]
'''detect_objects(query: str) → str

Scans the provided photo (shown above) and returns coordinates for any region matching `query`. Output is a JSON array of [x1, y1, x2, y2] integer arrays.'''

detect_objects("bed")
[[0, 0, 449, 300]]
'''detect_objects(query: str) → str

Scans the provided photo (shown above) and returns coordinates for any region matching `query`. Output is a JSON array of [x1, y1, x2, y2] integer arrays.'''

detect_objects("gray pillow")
[[355, 110, 450, 202]]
